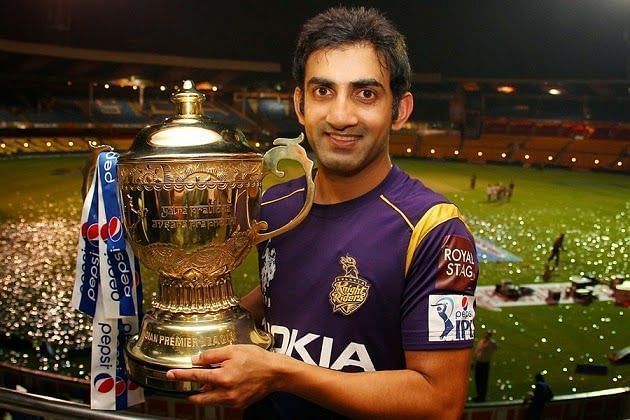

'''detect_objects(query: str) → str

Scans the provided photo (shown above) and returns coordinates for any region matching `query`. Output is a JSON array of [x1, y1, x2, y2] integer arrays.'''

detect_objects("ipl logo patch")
[[428, 294, 475, 342], [329, 256, 370, 316]]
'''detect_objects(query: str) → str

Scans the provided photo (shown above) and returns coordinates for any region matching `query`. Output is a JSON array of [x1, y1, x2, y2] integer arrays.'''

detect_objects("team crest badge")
[[329, 256, 370, 316]]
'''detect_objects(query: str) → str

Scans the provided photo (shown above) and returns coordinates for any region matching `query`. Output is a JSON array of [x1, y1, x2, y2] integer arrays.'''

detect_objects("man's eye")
[[358, 90, 376, 100], [315, 87, 330, 96]]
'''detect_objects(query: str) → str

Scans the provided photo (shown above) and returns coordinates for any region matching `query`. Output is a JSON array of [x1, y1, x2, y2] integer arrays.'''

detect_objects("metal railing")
[[0, 386, 169, 420]]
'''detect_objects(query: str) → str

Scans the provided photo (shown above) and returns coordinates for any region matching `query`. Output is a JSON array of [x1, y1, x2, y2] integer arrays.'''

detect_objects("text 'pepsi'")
[[72, 151, 144, 410]]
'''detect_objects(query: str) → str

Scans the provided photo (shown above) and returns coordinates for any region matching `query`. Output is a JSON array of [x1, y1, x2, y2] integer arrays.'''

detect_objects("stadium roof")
[[0, 1, 628, 96]]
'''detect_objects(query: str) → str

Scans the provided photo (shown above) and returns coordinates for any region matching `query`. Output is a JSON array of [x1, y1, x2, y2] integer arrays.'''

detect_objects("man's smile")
[[325, 132, 362, 148]]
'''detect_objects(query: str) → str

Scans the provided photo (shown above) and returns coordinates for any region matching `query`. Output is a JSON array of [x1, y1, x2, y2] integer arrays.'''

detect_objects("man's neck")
[[314, 155, 392, 204]]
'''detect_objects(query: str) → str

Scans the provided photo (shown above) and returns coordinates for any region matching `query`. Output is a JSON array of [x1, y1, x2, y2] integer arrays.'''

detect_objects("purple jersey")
[[252, 166, 478, 418]]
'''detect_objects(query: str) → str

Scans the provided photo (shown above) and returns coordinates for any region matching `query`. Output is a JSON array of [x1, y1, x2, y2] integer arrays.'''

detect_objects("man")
[[525, 373, 553, 420], [167, 7, 478, 418], [547, 233, 565, 268], [472, 330, 498, 402]]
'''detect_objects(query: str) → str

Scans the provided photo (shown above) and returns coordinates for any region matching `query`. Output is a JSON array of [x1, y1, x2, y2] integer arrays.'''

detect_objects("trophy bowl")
[[106, 80, 313, 392]]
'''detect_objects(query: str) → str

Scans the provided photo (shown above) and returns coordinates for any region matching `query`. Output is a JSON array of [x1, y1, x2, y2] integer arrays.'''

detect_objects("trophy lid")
[[120, 80, 258, 161]]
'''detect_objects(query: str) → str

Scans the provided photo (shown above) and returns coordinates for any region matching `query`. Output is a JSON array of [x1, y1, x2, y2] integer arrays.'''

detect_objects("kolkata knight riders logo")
[[329, 256, 370, 316]]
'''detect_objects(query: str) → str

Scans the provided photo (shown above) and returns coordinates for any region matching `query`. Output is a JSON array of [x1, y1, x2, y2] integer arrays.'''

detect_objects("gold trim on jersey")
[[261, 187, 305, 206], [379, 194, 414, 230], [405, 203, 464, 276]]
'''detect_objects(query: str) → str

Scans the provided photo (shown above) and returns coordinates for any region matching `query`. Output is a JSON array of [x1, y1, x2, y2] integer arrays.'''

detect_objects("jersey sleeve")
[[401, 216, 478, 350]]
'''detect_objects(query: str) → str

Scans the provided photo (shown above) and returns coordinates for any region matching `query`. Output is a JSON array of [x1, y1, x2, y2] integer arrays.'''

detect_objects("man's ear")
[[392, 92, 414, 130], [293, 87, 305, 125]]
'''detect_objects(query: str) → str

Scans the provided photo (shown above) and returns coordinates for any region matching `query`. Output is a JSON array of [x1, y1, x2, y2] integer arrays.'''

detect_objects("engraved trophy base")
[[125, 305, 272, 393]]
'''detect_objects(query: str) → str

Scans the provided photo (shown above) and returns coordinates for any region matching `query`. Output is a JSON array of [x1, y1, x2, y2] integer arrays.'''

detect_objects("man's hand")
[[166, 344, 283, 409]]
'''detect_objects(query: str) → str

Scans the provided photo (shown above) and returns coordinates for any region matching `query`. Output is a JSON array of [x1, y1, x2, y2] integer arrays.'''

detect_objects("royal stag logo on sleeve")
[[435, 235, 477, 293], [329, 256, 370, 316]]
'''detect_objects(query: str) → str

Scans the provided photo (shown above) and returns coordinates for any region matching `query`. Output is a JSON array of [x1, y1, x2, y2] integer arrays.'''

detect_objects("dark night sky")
[[0, 0, 628, 79]]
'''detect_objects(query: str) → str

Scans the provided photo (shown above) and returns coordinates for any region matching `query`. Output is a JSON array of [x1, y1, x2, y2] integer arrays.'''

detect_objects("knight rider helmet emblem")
[[329, 256, 370, 316]]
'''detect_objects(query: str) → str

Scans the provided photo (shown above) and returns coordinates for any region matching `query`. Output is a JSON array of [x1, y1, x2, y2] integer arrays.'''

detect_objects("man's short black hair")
[[292, 6, 412, 118]]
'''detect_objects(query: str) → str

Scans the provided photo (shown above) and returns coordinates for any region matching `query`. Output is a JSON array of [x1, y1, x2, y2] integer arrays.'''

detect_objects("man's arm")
[[167, 344, 472, 419], [284, 347, 472, 419], [239, 285, 264, 324]]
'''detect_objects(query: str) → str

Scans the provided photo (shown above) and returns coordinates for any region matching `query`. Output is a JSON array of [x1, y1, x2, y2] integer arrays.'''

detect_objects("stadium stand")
[[0, 81, 627, 173], [389, 131, 417, 157], [24, 99, 88, 125], [91, 99, 143, 125], [147, 99, 259, 134], [0, 137, 93, 156], [238, 96, 302, 138], [415, 131, 462, 159], [557, 139, 628, 170], [459, 136, 521, 163]]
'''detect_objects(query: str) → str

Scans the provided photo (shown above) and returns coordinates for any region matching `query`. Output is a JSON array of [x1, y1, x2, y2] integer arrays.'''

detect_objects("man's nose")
[[325, 96, 359, 129]]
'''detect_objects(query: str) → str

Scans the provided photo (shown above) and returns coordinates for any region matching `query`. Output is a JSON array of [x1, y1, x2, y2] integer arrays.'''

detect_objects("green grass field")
[[0, 155, 628, 402]]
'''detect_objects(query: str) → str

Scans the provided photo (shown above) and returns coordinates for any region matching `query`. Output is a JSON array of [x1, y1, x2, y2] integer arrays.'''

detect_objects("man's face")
[[295, 43, 399, 177]]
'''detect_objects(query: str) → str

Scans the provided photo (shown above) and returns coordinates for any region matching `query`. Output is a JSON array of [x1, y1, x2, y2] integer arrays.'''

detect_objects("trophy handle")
[[81, 143, 114, 200], [253, 133, 315, 244]]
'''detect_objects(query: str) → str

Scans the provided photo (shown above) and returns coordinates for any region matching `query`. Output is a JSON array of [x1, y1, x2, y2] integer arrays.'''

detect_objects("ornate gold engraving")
[[133, 231, 253, 278], [118, 160, 263, 191]]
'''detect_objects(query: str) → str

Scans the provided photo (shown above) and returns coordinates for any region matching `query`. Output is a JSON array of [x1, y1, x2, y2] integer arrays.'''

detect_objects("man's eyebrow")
[[306, 77, 334, 87], [350, 79, 385, 89], [305, 77, 385, 90]]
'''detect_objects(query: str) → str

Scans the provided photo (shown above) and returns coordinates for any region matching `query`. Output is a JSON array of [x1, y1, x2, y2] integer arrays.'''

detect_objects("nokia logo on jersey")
[[428, 294, 475, 342], [269, 325, 375, 372]]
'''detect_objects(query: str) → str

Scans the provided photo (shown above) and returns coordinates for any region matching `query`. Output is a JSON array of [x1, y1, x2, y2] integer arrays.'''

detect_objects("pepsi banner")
[[72, 151, 144, 410], [97, 152, 136, 319]]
